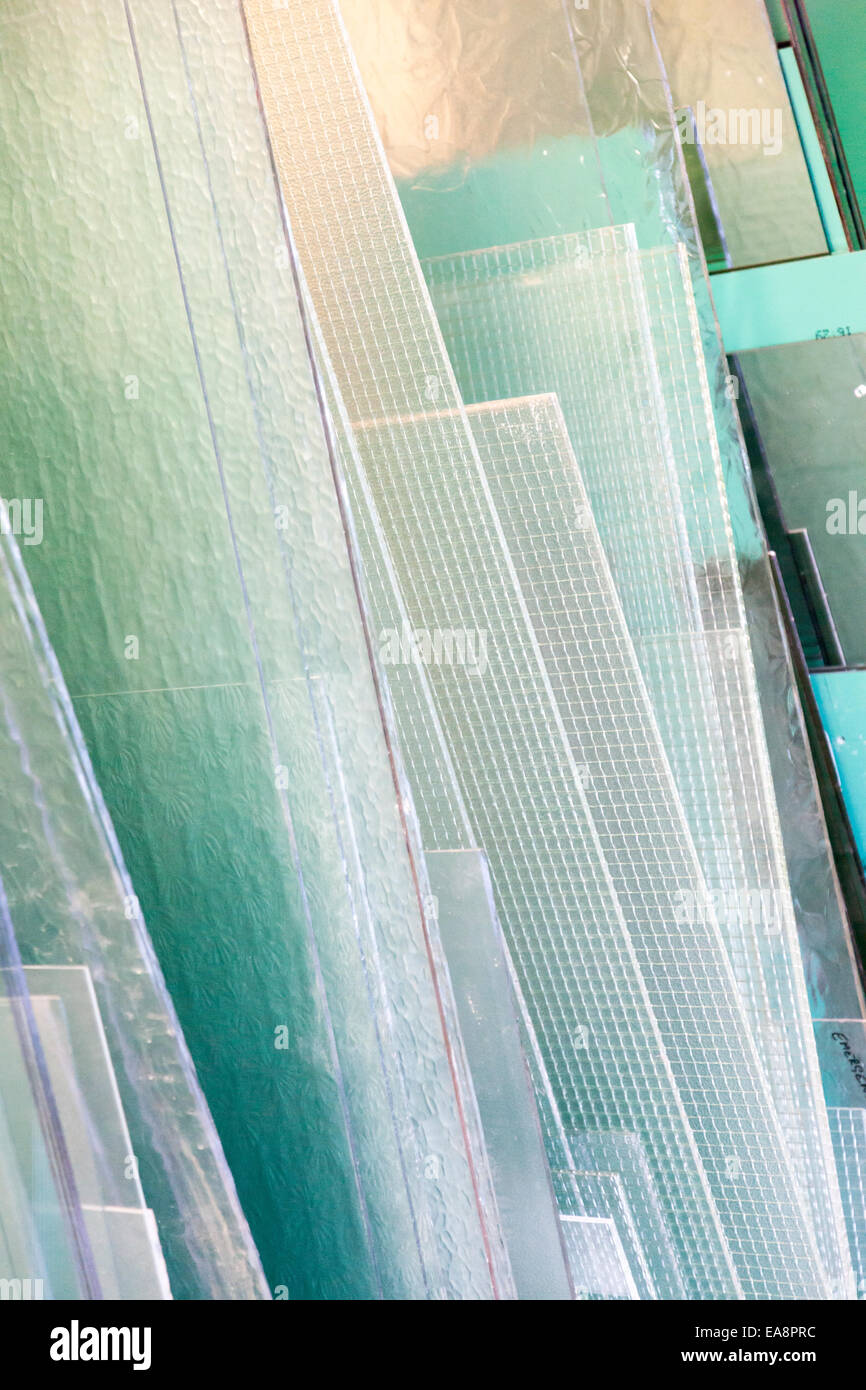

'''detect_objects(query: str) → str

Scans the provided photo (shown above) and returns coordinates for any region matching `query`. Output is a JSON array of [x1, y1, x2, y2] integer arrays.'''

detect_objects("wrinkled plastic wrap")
[[0, 530, 265, 1299], [650, 0, 827, 266], [339, 0, 826, 268], [0, 0, 510, 1299]]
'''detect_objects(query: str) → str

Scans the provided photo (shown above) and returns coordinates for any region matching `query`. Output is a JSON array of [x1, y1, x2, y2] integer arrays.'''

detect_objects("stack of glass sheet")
[[242, 0, 851, 1298], [2, 0, 862, 1302], [0, 527, 265, 1299], [424, 230, 850, 1293], [337, 0, 856, 1046], [0, 0, 513, 1300]]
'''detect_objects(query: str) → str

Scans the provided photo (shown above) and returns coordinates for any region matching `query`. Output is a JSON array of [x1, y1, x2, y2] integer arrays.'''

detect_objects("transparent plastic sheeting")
[[737, 333, 866, 668], [0, 531, 265, 1299], [338, 0, 861, 1079], [650, 0, 827, 266], [0, 0, 510, 1299], [425, 232, 851, 1294], [339, 0, 825, 269]]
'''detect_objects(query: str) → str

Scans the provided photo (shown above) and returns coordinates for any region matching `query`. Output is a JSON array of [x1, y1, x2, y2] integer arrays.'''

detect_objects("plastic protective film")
[[0, 530, 265, 1299], [337, 0, 861, 1098], [0, 0, 509, 1300], [242, 0, 848, 1299], [650, 0, 827, 267]]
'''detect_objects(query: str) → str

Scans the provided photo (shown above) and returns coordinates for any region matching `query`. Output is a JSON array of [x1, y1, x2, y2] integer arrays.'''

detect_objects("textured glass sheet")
[[244, 0, 843, 1299], [0, 0, 505, 1299], [425, 236, 850, 1292], [738, 333, 866, 667], [339, 0, 856, 1101], [560, 1217, 638, 1301], [0, 533, 265, 1299], [829, 1109, 866, 1298]]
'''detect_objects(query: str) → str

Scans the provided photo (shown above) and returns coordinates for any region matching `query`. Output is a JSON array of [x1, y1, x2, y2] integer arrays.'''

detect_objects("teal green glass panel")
[[798, 0, 866, 234], [740, 334, 866, 665], [0, 0, 507, 1299], [713, 252, 866, 352], [813, 672, 866, 866], [779, 46, 848, 254], [0, 532, 266, 1298]]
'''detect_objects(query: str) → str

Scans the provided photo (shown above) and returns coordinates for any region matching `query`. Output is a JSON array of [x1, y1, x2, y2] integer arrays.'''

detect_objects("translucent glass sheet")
[[0, 532, 265, 1299], [0, 903, 92, 1301], [0, 0, 507, 1299], [427, 848, 573, 1300], [425, 234, 850, 1291], [20, 969, 171, 1299], [243, 0, 841, 1299], [560, 1217, 638, 1301], [338, 0, 854, 1084], [829, 1109, 866, 1298], [738, 333, 866, 667]]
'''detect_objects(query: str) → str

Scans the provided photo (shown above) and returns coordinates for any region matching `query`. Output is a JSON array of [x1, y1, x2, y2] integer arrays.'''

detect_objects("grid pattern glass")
[[425, 233, 850, 1292], [242, 0, 834, 1299]]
